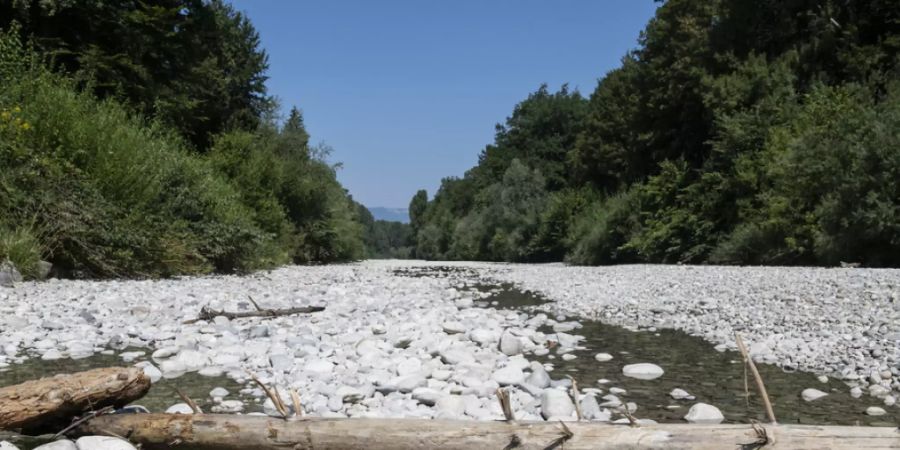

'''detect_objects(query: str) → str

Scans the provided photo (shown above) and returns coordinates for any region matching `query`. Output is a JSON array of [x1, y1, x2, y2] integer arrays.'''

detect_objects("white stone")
[[801, 388, 828, 402], [34, 441, 78, 450], [442, 321, 466, 334], [75, 436, 137, 450], [165, 403, 194, 414], [412, 387, 442, 406], [492, 366, 525, 386], [541, 389, 574, 419], [866, 406, 887, 416], [594, 353, 613, 362], [211, 400, 244, 413], [669, 388, 691, 400], [210, 387, 230, 398], [499, 332, 523, 356], [684, 403, 724, 424], [306, 359, 335, 374], [622, 363, 664, 380], [0, 442, 19, 450]]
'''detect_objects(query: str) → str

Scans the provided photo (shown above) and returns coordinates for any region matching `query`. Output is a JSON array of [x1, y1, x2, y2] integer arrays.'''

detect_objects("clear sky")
[[229, 1, 659, 208]]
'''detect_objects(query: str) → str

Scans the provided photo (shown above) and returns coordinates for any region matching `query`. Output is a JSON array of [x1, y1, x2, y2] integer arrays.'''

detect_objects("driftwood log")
[[0, 367, 150, 434], [77, 414, 900, 450], [183, 305, 325, 324]]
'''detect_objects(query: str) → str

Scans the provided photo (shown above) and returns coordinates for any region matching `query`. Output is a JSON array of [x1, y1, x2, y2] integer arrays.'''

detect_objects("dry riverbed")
[[1, 260, 898, 447]]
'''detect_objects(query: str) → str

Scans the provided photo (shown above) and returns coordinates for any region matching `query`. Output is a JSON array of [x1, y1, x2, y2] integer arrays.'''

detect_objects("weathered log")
[[77, 414, 900, 450], [183, 305, 325, 324], [0, 367, 150, 434]]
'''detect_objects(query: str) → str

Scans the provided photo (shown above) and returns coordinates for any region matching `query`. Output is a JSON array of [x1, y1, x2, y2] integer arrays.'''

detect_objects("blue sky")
[[229, 1, 659, 208]]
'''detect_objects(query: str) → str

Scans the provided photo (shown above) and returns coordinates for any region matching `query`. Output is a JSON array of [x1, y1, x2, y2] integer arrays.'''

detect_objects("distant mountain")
[[368, 207, 409, 223]]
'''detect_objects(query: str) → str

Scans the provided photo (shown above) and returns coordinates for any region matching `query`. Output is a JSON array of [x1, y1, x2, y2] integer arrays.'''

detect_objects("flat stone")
[[492, 366, 525, 386], [866, 406, 887, 416], [594, 353, 613, 362], [442, 321, 466, 334], [211, 400, 244, 413], [669, 388, 692, 400], [499, 332, 523, 356], [622, 363, 664, 380], [801, 388, 828, 402]]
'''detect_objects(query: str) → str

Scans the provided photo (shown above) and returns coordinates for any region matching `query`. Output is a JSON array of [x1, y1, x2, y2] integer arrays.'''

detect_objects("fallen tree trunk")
[[0, 367, 150, 434], [77, 414, 900, 450], [183, 305, 325, 324]]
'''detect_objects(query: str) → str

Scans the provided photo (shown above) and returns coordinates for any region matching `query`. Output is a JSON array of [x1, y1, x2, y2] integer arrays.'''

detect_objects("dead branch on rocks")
[[183, 305, 324, 324]]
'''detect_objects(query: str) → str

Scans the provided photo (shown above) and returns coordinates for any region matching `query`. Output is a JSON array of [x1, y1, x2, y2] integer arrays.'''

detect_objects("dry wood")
[[183, 305, 325, 324], [76, 414, 900, 450], [569, 376, 583, 421], [0, 367, 150, 434], [176, 389, 203, 414], [495, 388, 515, 421], [736, 334, 778, 424]]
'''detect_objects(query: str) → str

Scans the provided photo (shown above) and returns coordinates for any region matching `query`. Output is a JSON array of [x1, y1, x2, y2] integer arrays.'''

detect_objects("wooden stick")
[[0, 367, 150, 434], [568, 377, 583, 421], [247, 295, 263, 311], [176, 389, 203, 414], [735, 334, 777, 424], [183, 305, 324, 324], [495, 388, 515, 422], [247, 372, 289, 419], [289, 389, 303, 418], [75, 414, 900, 450]]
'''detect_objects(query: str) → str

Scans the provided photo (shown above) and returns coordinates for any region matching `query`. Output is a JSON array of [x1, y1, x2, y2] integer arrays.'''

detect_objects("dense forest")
[[0, 0, 380, 278], [410, 0, 900, 267]]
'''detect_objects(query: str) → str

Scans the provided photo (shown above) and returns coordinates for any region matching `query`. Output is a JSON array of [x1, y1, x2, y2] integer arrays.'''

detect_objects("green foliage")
[[0, 28, 363, 278], [1, 0, 272, 150], [412, 0, 900, 268], [0, 224, 42, 278]]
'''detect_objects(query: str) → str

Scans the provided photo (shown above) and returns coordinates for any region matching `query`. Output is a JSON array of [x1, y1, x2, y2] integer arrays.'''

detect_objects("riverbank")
[[1, 261, 898, 430]]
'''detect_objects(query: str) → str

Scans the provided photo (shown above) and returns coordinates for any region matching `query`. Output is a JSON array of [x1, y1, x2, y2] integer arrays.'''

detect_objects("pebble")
[[594, 353, 613, 362], [865, 406, 887, 416], [492, 366, 525, 386], [165, 403, 194, 414], [541, 389, 575, 419], [801, 388, 829, 402], [75, 436, 137, 450], [622, 363, 665, 380], [684, 403, 725, 424], [669, 388, 692, 400], [33, 441, 77, 450]]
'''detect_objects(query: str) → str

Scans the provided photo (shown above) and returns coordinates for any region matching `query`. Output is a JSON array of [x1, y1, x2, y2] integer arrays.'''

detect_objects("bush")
[[0, 224, 42, 279]]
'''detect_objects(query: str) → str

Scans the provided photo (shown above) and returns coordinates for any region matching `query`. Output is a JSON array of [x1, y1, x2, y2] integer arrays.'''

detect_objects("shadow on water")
[[480, 286, 900, 426]]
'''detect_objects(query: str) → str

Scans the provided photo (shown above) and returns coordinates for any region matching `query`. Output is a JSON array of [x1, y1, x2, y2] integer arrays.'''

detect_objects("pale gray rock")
[[211, 400, 244, 413], [866, 406, 887, 416], [499, 332, 523, 356], [75, 436, 137, 450], [492, 366, 525, 386], [801, 388, 828, 402], [540, 389, 574, 419], [622, 363, 664, 380], [684, 403, 724, 424], [594, 353, 613, 362], [34, 441, 78, 450], [0, 260, 22, 287], [525, 367, 551, 388], [165, 403, 194, 414]]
